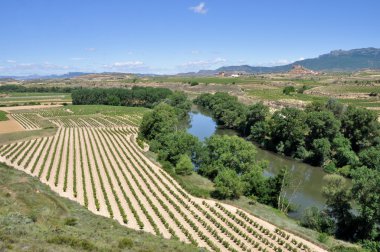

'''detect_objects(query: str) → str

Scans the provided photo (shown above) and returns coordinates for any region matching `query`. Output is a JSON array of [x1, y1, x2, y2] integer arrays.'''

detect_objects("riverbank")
[[187, 106, 329, 219]]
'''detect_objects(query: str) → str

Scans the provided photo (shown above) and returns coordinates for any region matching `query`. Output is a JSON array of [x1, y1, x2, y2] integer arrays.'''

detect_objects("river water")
[[187, 106, 327, 219]]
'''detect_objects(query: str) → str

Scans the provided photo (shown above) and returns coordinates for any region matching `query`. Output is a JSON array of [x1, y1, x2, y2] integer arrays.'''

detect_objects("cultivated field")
[[0, 106, 325, 252]]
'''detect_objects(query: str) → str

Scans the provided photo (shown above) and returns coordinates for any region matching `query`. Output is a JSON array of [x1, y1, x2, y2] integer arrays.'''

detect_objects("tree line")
[[194, 92, 380, 177], [139, 92, 287, 209], [0, 84, 76, 93], [194, 92, 380, 248], [71, 87, 173, 108]]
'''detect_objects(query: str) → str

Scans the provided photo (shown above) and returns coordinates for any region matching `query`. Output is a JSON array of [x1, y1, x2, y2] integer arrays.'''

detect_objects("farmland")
[[0, 105, 326, 252]]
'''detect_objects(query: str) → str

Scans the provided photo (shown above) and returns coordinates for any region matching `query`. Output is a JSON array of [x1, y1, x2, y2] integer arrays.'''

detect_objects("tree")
[[165, 91, 192, 119], [305, 111, 341, 143], [310, 138, 331, 166], [250, 120, 270, 146], [283, 86, 295, 95], [241, 161, 267, 198], [157, 131, 201, 166], [351, 167, 380, 240], [270, 108, 309, 156], [199, 135, 257, 180], [245, 102, 269, 135], [175, 155, 193, 175], [139, 103, 178, 141], [212, 169, 243, 199], [322, 174, 354, 240], [300, 207, 335, 234], [332, 135, 359, 168], [358, 146, 380, 171], [341, 106, 380, 151]]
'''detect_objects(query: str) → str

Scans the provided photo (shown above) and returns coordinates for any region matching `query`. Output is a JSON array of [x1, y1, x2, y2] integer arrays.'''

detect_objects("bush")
[[300, 207, 334, 234], [118, 238, 134, 249], [64, 217, 78, 226], [317, 233, 329, 243], [47, 236, 95, 251], [190, 81, 199, 86], [175, 155, 193, 175], [283, 86, 295, 95], [323, 162, 337, 173]]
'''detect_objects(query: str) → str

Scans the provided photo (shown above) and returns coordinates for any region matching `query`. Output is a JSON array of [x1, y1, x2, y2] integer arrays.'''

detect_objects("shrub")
[[118, 237, 134, 249], [175, 154, 193, 175], [64, 217, 78, 226], [317, 233, 329, 243], [283, 86, 295, 95], [47, 236, 95, 251]]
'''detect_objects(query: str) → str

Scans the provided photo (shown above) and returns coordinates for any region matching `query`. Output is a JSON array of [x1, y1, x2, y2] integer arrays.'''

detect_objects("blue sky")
[[0, 0, 379, 75]]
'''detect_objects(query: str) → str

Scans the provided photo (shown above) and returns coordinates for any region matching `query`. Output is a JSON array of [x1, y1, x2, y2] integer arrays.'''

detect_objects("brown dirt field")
[[0, 114, 25, 133]]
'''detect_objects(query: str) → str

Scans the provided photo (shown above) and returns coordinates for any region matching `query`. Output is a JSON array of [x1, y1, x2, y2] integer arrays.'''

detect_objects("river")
[[187, 106, 327, 219]]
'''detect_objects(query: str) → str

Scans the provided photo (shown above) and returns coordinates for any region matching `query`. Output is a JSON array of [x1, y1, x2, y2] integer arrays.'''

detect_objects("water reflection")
[[187, 106, 328, 219]]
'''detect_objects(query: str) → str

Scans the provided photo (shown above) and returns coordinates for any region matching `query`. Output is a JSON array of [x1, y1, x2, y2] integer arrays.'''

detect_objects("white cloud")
[[103, 61, 145, 70], [191, 50, 200, 55], [190, 2, 207, 14], [298, 57, 305, 61], [85, 47, 96, 52], [180, 57, 226, 69], [6, 60, 16, 63]]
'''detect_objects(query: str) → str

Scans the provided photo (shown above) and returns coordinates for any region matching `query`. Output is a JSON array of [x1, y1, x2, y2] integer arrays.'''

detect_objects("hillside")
[[0, 162, 199, 252], [212, 47, 380, 74]]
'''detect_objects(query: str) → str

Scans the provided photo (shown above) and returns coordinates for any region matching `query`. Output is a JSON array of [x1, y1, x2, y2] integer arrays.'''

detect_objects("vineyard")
[[0, 106, 325, 252]]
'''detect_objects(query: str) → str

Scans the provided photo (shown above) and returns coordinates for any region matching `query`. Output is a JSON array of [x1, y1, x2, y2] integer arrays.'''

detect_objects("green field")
[[0, 92, 72, 106], [0, 111, 8, 121]]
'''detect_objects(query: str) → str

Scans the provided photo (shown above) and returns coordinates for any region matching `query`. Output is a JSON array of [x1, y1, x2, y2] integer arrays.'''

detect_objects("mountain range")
[[206, 47, 380, 75], [1, 48, 380, 80]]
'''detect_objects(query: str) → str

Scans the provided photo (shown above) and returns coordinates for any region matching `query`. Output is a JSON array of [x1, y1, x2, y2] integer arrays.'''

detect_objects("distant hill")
[[206, 47, 380, 74]]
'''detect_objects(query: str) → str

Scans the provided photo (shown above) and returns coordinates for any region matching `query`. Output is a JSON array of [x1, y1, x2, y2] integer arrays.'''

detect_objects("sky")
[[0, 0, 379, 76]]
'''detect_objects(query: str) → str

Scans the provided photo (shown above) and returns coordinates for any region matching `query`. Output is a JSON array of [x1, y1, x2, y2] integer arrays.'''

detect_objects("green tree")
[[305, 111, 341, 142], [332, 135, 359, 168], [270, 108, 309, 156], [358, 146, 380, 171], [250, 120, 270, 146], [212, 169, 243, 199], [199, 135, 257, 180], [322, 174, 353, 240], [139, 103, 178, 141], [310, 138, 331, 166], [351, 167, 380, 240], [241, 161, 268, 198], [300, 207, 335, 234], [245, 102, 269, 135], [157, 131, 201, 166], [165, 91, 192, 119], [341, 106, 380, 151], [175, 155, 193, 175], [283, 86, 295, 95]]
